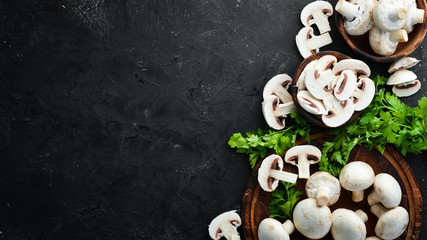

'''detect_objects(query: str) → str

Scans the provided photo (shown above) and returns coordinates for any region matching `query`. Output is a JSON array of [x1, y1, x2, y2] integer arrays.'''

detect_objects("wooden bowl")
[[335, 0, 427, 62], [290, 51, 362, 128]]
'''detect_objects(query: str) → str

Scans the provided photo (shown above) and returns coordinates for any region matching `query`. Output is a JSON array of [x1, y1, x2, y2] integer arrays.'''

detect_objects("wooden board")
[[242, 133, 423, 240]]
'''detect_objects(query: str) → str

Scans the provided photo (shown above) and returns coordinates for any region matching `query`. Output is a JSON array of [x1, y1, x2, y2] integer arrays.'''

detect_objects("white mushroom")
[[263, 74, 293, 102], [367, 173, 402, 208], [262, 95, 296, 130], [293, 198, 332, 239], [371, 204, 409, 240], [335, 0, 377, 35], [373, 0, 409, 32], [366, 237, 383, 240], [258, 154, 298, 192], [322, 95, 355, 128], [306, 171, 341, 207], [208, 210, 242, 240], [339, 161, 375, 202], [332, 59, 371, 78], [305, 68, 336, 100], [300, 1, 334, 34], [352, 77, 376, 111], [331, 209, 368, 240], [334, 70, 357, 101], [315, 55, 338, 72], [388, 57, 419, 73], [387, 69, 421, 97], [296, 26, 333, 58], [258, 219, 295, 240], [284, 145, 321, 179], [403, 0, 425, 33], [297, 90, 327, 115], [392, 80, 421, 97], [297, 60, 319, 90], [369, 27, 408, 56]]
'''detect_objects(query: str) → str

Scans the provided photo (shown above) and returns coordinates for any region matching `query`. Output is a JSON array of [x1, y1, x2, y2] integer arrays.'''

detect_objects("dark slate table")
[[0, 0, 426, 239]]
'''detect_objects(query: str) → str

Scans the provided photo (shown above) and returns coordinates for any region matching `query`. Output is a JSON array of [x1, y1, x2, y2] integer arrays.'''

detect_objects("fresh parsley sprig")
[[268, 181, 303, 220]]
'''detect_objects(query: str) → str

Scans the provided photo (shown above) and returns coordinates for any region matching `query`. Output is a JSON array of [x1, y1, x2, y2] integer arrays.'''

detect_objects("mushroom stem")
[[219, 222, 241, 240], [316, 185, 331, 206], [352, 190, 364, 202], [306, 33, 333, 50], [274, 102, 296, 116], [414, 9, 425, 24], [367, 191, 379, 206], [389, 7, 409, 21], [370, 203, 388, 218], [312, 10, 331, 34], [282, 220, 295, 235], [297, 157, 310, 179], [269, 170, 298, 184], [273, 88, 293, 103], [355, 210, 368, 223], [335, 0, 359, 20], [389, 29, 408, 42]]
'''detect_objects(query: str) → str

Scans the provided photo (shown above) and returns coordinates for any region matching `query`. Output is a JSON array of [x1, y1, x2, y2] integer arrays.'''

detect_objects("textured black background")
[[0, 0, 426, 239]]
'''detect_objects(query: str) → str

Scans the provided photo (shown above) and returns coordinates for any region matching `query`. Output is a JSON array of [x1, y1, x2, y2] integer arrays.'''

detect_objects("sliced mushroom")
[[388, 57, 420, 73], [334, 70, 357, 101], [322, 95, 355, 128], [369, 27, 408, 56], [403, 0, 425, 33], [332, 59, 371, 78], [352, 77, 376, 111], [367, 173, 402, 208], [371, 204, 409, 240], [297, 60, 319, 90], [339, 161, 375, 202], [305, 69, 336, 100], [296, 26, 333, 58], [263, 74, 293, 102], [387, 69, 417, 85], [373, 0, 409, 32], [315, 55, 338, 72], [258, 154, 298, 192], [293, 198, 332, 239], [335, 0, 377, 36], [300, 1, 334, 34], [262, 95, 296, 130], [208, 210, 241, 240], [297, 90, 327, 115], [392, 80, 421, 97], [284, 145, 321, 179], [258, 219, 294, 240], [306, 171, 340, 206], [366, 237, 382, 240], [331, 209, 368, 240]]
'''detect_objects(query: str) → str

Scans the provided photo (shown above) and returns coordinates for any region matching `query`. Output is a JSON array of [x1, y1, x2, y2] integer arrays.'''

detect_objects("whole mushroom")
[[369, 27, 408, 56], [339, 161, 375, 202], [208, 210, 242, 240], [331, 209, 368, 240], [284, 145, 322, 179], [373, 0, 409, 32], [293, 198, 332, 239], [335, 0, 377, 35], [306, 171, 341, 207], [403, 0, 425, 33], [296, 26, 333, 58], [258, 154, 298, 192], [258, 218, 295, 240], [300, 1, 334, 34], [367, 173, 402, 208], [371, 204, 409, 240]]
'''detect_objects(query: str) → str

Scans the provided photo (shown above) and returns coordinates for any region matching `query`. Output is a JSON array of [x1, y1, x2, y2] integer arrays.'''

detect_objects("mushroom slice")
[[334, 70, 357, 101], [306, 171, 340, 206], [284, 145, 321, 179], [387, 69, 417, 85], [366, 237, 382, 240], [297, 90, 327, 115], [297, 60, 319, 90], [369, 27, 408, 56], [208, 210, 242, 240], [293, 198, 332, 239], [335, 0, 377, 36], [331, 209, 368, 240], [315, 55, 338, 72], [296, 27, 333, 59], [322, 95, 355, 128], [392, 80, 421, 97], [371, 204, 409, 240], [262, 95, 296, 130], [305, 68, 335, 100], [339, 161, 375, 202], [388, 57, 420, 73], [352, 77, 376, 111], [367, 173, 402, 208], [373, 0, 409, 32], [258, 154, 298, 192], [332, 59, 371, 78], [263, 74, 293, 102], [258, 218, 294, 240], [300, 1, 334, 34], [403, 0, 425, 33]]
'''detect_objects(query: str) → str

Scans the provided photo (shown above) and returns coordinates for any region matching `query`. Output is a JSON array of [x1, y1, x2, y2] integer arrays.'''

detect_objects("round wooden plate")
[[242, 133, 423, 240]]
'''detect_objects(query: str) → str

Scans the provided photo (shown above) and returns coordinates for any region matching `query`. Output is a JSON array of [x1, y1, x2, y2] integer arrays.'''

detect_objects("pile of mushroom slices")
[[336, 0, 425, 56], [296, 55, 376, 127], [387, 56, 422, 97], [296, 1, 334, 58]]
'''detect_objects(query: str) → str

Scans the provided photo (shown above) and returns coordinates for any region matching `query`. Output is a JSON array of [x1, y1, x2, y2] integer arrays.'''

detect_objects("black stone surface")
[[0, 0, 426, 239]]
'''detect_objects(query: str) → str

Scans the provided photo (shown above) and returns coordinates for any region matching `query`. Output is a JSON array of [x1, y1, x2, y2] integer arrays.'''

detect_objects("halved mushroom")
[[387, 69, 417, 85], [300, 1, 334, 34], [284, 145, 321, 179], [322, 95, 355, 128], [367, 173, 402, 208], [258, 219, 294, 240], [373, 0, 409, 32], [306, 171, 340, 206], [335, 0, 377, 36], [305, 68, 335, 100], [332, 59, 371, 78], [331, 209, 368, 240], [262, 95, 296, 130], [297, 90, 327, 115], [403, 0, 425, 33], [258, 154, 298, 192], [297, 60, 319, 90], [388, 57, 419, 73], [296, 26, 333, 58], [293, 198, 332, 239], [334, 70, 357, 101], [369, 27, 408, 56], [352, 77, 376, 111], [208, 210, 241, 240], [371, 204, 409, 240], [263, 74, 293, 102], [387, 69, 421, 97], [339, 161, 375, 202]]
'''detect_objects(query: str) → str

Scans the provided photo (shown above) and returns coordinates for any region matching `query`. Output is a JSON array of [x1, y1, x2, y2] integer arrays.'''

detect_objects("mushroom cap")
[[334, 70, 357, 101], [284, 145, 322, 166], [296, 27, 316, 58], [392, 80, 421, 97], [331, 209, 367, 240], [208, 210, 241, 239], [369, 173, 402, 208], [258, 154, 284, 192], [353, 77, 376, 111], [332, 59, 371, 78], [306, 171, 341, 206], [375, 206, 409, 240], [388, 57, 419, 73], [373, 0, 409, 32], [297, 90, 327, 115], [322, 95, 355, 128], [339, 161, 375, 191], [340, 0, 377, 36], [293, 198, 332, 239], [387, 69, 417, 85], [258, 218, 291, 240], [263, 74, 293, 102]]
